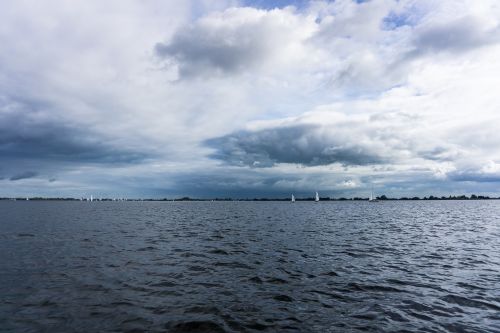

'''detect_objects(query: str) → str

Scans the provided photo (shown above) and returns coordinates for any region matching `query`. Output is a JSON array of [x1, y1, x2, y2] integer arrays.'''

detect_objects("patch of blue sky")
[[383, 12, 410, 29], [243, 0, 314, 10], [382, 6, 424, 31]]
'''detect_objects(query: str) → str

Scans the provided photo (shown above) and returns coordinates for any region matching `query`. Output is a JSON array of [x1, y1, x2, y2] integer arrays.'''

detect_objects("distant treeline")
[[1, 194, 498, 201]]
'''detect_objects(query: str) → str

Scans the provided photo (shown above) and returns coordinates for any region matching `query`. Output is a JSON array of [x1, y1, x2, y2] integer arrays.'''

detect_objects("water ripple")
[[1, 200, 499, 332]]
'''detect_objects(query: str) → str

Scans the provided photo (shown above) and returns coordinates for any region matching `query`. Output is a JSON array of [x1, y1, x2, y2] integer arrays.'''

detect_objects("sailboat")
[[315, 191, 320, 202], [369, 187, 379, 202], [291, 194, 295, 203]]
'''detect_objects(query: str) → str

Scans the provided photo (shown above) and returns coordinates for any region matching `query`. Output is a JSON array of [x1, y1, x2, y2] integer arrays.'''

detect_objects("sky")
[[1, 0, 500, 198]]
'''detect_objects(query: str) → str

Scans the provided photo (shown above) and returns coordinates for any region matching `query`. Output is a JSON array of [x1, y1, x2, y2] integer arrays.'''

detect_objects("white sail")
[[369, 186, 379, 202], [90, 195, 93, 202], [291, 194, 295, 202], [315, 192, 319, 202]]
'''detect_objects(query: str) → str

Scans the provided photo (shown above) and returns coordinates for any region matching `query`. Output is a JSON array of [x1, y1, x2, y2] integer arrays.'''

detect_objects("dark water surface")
[[1, 201, 499, 332]]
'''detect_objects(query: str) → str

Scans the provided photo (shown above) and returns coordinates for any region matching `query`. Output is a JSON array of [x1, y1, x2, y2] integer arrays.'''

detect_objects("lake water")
[[1, 201, 499, 332]]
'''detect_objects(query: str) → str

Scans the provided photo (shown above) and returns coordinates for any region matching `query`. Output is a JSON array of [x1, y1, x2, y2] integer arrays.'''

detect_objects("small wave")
[[441, 295, 500, 311], [208, 249, 229, 255], [346, 282, 404, 293], [180, 252, 208, 258], [248, 276, 263, 283], [214, 262, 252, 269], [187, 265, 209, 272], [385, 278, 446, 292], [407, 310, 433, 321], [166, 320, 226, 333], [309, 289, 352, 302], [244, 321, 275, 331], [342, 251, 375, 258], [456, 282, 487, 291], [351, 313, 377, 320], [120, 316, 151, 326], [266, 277, 288, 284], [136, 246, 157, 252], [273, 294, 294, 302], [149, 280, 177, 288], [110, 301, 135, 307], [184, 306, 221, 315]]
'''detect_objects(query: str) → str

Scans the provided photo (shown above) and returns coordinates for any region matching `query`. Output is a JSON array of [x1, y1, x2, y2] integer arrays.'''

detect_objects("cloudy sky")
[[1, 0, 500, 198]]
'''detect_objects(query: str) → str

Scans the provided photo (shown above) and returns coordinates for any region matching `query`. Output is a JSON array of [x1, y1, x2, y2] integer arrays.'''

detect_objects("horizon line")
[[2, 194, 499, 201]]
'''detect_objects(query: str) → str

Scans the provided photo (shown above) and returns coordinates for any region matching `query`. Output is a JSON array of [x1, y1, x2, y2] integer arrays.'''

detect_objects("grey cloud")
[[156, 30, 269, 78], [155, 9, 296, 78], [419, 146, 460, 162], [206, 124, 386, 167], [10, 171, 38, 181], [0, 129, 148, 164], [0, 99, 150, 165], [166, 173, 294, 198], [148, 168, 357, 199], [411, 16, 500, 56], [447, 170, 500, 183], [205, 111, 461, 168]]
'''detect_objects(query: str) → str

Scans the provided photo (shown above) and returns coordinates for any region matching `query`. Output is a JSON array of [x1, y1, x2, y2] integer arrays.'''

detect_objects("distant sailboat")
[[291, 194, 295, 203], [369, 187, 379, 202], [90, 195, 93, 202], [315, 192, 320, 202]]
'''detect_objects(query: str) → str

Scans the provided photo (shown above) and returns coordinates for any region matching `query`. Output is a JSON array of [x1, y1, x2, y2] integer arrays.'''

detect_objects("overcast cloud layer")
[[1, 0, 500, 198]]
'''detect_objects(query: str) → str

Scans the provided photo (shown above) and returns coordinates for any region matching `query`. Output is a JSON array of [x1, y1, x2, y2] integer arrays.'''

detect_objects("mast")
[[369, 185, 378, 202]]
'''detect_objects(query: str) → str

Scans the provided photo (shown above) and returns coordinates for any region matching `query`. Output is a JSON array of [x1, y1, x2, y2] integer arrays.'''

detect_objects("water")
[[1, 201, 499, 332]]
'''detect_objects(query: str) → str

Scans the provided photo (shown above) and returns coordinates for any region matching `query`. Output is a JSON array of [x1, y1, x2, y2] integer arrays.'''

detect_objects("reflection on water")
[[0, 201, 499, 332]]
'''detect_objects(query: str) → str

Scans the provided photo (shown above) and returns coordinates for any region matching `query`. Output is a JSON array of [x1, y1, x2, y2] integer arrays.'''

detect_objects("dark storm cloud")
[[205, 124, 385, 167], [447, 170, 500, 183], [0, 127, 147, 164], [169, 173, 292, 197], [10, 171, 38, 181], [0, 102, 150, 165], [410, 16, 500, 56], [148, 169, 317, 199]]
